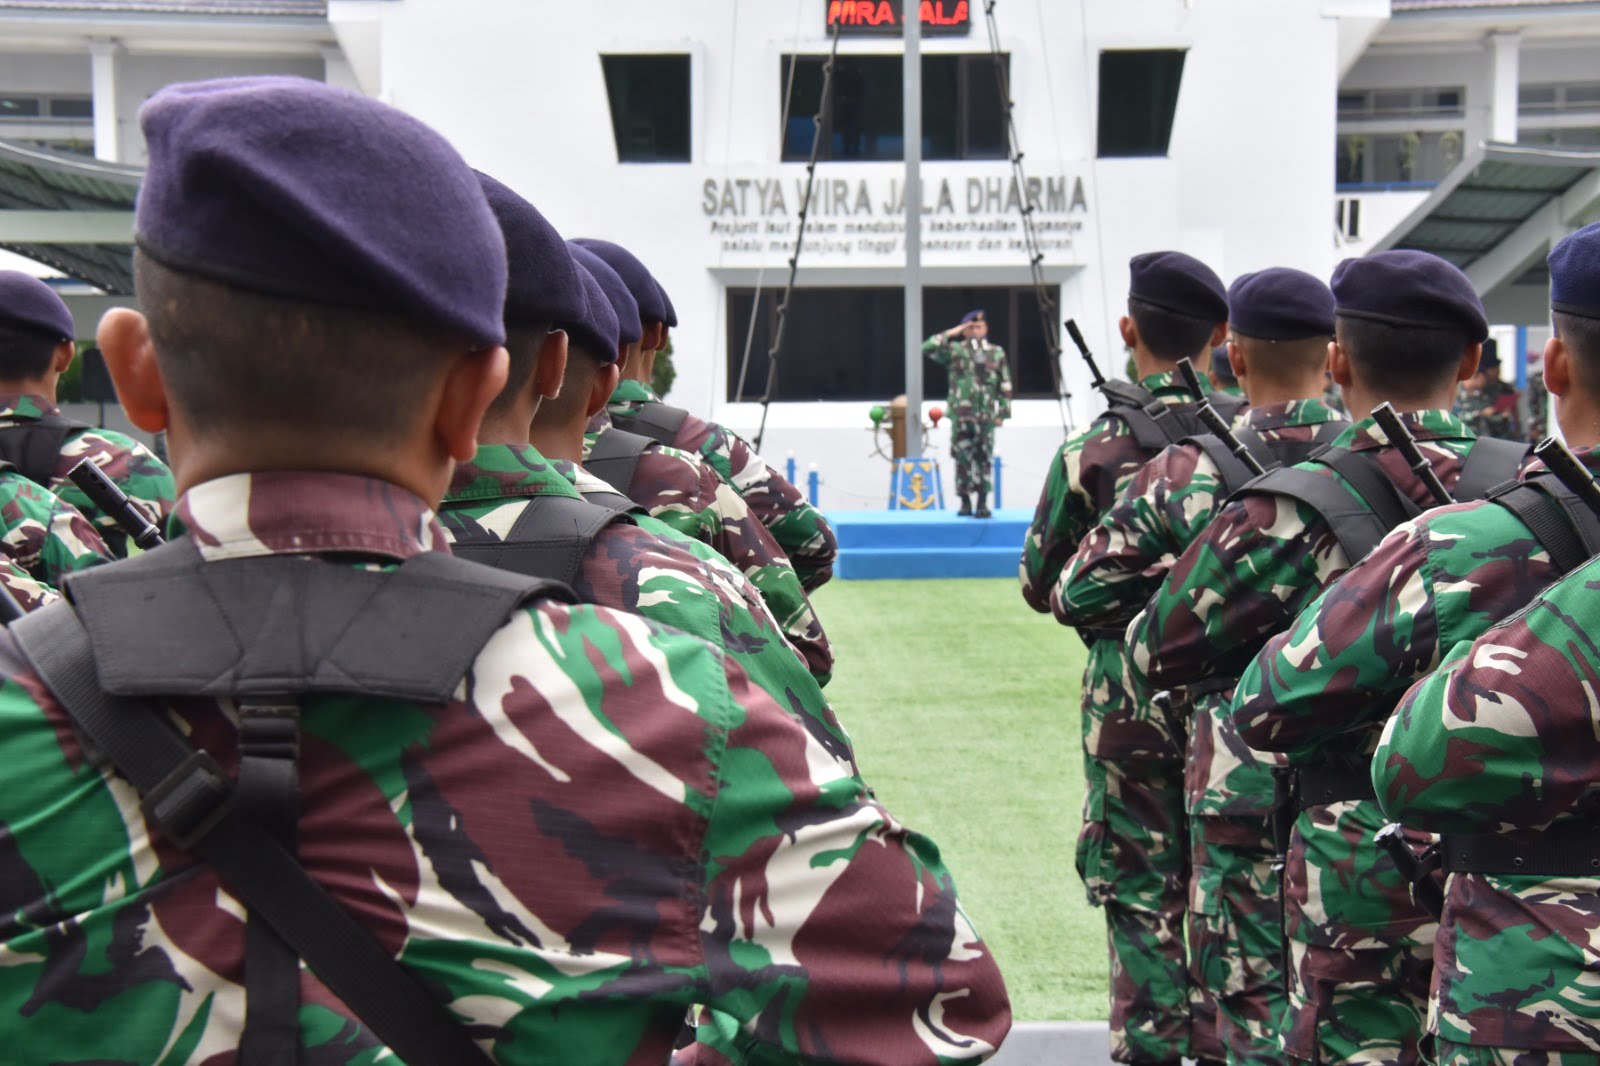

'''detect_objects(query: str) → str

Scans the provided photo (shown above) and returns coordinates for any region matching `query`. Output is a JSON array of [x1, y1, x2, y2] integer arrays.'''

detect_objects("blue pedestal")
[[828, 507, 1030, 579]]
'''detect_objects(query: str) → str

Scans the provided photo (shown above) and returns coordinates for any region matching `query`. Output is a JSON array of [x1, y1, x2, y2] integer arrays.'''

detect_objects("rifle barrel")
[[1534, 436, 1600, 520], [1177, 357, 1207, 401], [67, 460, 164, 551], [1197, 403, 1268, 477], [1371, 403, 1454, 507], [1064, 319, 1106, 388]]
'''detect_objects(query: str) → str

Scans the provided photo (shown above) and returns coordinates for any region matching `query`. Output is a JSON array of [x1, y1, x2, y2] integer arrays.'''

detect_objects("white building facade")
[[2, 0, 1597, 508]]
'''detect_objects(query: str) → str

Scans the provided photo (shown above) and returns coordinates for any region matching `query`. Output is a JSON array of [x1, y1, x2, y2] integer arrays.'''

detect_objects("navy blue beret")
[[1332, 250, 1487, 343], [569, 243, 641, 348], [475, 172, 584, 330], [136, 76, 507, 347], [962, 309, 986, 324], [1129, 251, 1228, 322], [1211, 344, 1236, 382], [571, 239, 666, 325], [1550, 221, 1600, 320], [658, 283, 678, 328], [1228, 268, 1336, 341], [0, 272, 73, 340], [561, 261, 621, 364]]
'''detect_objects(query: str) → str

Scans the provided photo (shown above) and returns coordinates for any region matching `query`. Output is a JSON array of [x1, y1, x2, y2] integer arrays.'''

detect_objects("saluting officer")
[[923, 309, 1012, 517]]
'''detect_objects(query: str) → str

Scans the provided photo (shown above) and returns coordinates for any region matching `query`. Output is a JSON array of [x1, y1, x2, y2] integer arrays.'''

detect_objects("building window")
[[0, 94, 91, 120], [1520, 126, 1600, 148], [47, 96, 93, 119], [1336, 130, 1464, 187], [780, 54, 1010, 162], [1097, 50, 1186, 158], [727, 285, 1056, 402], [601, 55, 691, 163], [0, 95, 42, 118], [1519, 82, 1600, 114], [1338, 86, 1465, 120]]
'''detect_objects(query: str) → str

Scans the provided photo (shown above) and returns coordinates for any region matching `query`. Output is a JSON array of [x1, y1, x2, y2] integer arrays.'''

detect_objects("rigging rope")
[[739, 19, 842, 452], [982, 1, 1075, 433]]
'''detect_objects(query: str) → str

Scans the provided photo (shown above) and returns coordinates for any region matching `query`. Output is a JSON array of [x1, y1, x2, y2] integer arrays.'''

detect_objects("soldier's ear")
[[1208, 322, 1228, 350], [532, 329, 568, 401], [97, 308, 168, 434], [1228, 341, 1249, 381], [588, 364, 621, 419], [1545, 336, 1572, 399], [1457, 342, 1483, 384], [1118, 316, 1137, 350], [1329, 338, 1354, 387], [434, 345, 509, 464]]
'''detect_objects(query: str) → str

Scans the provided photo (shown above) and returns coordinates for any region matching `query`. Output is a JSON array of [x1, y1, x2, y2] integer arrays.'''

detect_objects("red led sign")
[[826, 1, 972, 36]]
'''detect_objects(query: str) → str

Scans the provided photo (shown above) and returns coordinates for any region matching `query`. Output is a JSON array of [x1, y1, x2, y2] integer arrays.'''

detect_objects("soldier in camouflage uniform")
[[923, 309, 1012, 517], [0, 471, 109, 587], [1131, 250, 1496, 1065], [0, 77, 1011, 1063], [0, 271, 174, 558], [1367, 222, 1600, 1066], [1022, 250, 1230, 1066], [577, 239, 839, 592], [1058, 268, 1342, 1065], [566, 244, 832, 684], [1452, 339, 1522, 440], [1524, 354, 1549, 442]]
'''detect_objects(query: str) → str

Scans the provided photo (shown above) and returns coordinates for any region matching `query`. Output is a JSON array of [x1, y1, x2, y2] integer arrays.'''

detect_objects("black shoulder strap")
[[1489, 473, 1600, 576], [1186, 434, 1259, 498], [584, 427, 653, 498], [443, 494, 630, 587], [1208, 391, 1249, 424], [611, 400, 690, 447], [1239, 420, 1351, 471], [9, 604, 497, 1066], [0, 412, 88, 487], [1455, 436, 1533, 502], [1239, 449, 1419, 564]]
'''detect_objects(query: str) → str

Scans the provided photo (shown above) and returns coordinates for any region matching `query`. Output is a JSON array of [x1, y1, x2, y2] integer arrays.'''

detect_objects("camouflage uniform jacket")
[[442, 443, 841, 714], [1377, 550, 1600, 1054], [584, 411, 833, 685], [1233, 449, 1589, 951], [606, 379, 838, 592], [1056, 399, 1344, 816], [921, 335, 1012, 424], [1130, 408, 1481, 698], [0, 470, 1010, 1064], [0, 393, 175, 558], [0, 470, 110, 588], [1020, 371, 1199, 764], [1453, 376, 1522, 441]]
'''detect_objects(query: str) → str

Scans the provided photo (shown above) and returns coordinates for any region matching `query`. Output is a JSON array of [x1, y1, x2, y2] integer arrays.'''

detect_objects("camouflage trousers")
[[1078, 753, 1219, 1062], [1435, 1043, 1600, 1065], [1283, 939, 1432, 1065], [952, 418, 996, 497], [1189, 816, 1287, 1065]]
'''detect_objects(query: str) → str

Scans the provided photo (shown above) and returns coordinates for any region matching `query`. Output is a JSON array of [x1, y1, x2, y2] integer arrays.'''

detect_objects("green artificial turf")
[[809, 577, 1107, 1023]]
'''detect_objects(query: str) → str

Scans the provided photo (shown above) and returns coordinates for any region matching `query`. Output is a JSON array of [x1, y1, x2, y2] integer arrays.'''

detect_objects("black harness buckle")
[[141, 749, 234, 850]]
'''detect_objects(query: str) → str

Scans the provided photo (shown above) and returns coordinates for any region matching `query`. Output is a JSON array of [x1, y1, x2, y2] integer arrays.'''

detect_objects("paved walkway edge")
[[988, 1021, 1113, 1065]]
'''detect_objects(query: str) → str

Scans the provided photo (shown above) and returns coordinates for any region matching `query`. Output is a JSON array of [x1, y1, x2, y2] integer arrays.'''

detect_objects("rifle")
[[1533, 436, 1600, 520], [1376, 821, 1445, 920], [1371, 403, 1454, 507], [1064, 319, 1107, 390], [1197, 403, 1269, 478], [1176, 357, 1208, 402], [67, 460, 165, 550]]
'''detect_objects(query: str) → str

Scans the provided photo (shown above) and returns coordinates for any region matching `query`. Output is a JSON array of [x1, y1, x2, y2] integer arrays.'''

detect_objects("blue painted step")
[[827, 508, 1030, 580]]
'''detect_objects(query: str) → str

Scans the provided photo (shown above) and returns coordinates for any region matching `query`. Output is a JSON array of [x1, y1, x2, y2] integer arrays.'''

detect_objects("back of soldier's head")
[[1331, 250, 1486, 400], [1227, 267, 1335, 388], [0, 272, 74, 383], [132, 76, 507, 449], [1126, 251, 1228, 363], [1548, 222, 1600, 396]]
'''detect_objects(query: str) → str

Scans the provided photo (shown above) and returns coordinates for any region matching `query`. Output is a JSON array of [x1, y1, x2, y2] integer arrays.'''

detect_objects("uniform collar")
[[1238, 398, 1345, 434], [610, 379, 660, 405], [0, 392, 57, 422], [1138, 370, 1196, 404], [548, 457, 621, 498], [445, 443, 583, 504], [1332, 408, 1473, 452], [174, 471, 448, 563]]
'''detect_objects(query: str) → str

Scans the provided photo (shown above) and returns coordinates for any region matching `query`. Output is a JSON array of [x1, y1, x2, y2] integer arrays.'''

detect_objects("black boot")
[[975, 493, 991, 518], [957, 494, 972, 516]]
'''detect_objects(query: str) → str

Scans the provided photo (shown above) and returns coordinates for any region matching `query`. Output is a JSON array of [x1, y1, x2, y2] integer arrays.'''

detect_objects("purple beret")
[[658, 282, 678, 328], [475, 172, 584, 330], [571, 238, 667, 325], [1227, 268, 1335, 341], [1129, 251, 1228, 322], [569, 243, 641, 347], [1210, 344, 1236, 382], [1549, 221, 1600, 320], [1332, 250, 1487, 343], [0, 272, 73, 340], [562, 261, 621, 364], [961, 309, 986, 324], [136, 76, 507, 347]]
